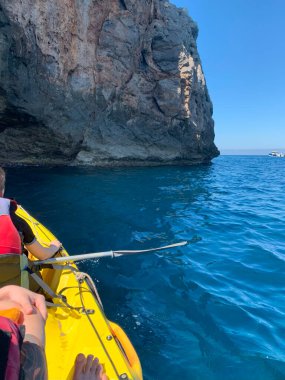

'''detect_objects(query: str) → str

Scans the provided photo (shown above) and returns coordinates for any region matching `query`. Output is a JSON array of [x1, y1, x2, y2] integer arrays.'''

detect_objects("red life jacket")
[[0, 199, 22, 255], [0, 312, 22, 380]]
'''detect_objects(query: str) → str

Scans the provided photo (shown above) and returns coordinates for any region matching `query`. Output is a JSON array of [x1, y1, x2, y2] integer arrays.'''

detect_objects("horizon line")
[[220, 148, 285, 151]]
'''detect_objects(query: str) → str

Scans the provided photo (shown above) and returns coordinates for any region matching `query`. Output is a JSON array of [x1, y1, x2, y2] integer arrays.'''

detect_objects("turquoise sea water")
[[5, 156, 285, 380]]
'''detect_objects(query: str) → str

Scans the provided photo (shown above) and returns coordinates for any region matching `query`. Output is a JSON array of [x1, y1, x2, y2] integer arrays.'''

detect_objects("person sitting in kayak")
[[0, 167, 61, 260], [0, 285, 108, 380]]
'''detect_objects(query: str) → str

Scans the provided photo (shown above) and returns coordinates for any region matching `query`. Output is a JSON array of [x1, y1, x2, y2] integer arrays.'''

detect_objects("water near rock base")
[[6, 156, 285, 380]]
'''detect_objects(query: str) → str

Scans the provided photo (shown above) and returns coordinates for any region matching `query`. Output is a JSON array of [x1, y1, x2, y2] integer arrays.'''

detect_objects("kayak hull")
[[17, 206, 143, 380]]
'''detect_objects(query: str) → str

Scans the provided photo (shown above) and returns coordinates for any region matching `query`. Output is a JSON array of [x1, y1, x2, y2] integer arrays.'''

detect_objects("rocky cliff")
[[0, 0, 219, 166]]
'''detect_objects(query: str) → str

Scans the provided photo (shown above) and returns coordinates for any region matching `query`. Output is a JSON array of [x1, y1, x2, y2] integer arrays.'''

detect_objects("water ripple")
[[6, 156, 285, 379]]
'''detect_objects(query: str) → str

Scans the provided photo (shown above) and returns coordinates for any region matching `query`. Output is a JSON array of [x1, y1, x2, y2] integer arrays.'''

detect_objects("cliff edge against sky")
[[0, 0, 219, 165]]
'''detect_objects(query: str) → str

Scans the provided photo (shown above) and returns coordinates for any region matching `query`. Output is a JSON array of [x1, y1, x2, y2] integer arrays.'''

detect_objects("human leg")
[[0, 288, 47, 380]]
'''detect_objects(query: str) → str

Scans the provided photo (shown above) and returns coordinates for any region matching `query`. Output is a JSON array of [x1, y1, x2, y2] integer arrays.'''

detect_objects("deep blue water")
[[5, 156, 285, 380]]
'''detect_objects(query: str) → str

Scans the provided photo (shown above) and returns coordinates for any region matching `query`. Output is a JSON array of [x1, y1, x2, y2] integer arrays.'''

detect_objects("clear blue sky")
[[171, 0, 285, 151]]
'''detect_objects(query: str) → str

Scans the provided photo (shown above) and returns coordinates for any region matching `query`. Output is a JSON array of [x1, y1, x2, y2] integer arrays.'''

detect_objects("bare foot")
[[73, 354, 108, 380]]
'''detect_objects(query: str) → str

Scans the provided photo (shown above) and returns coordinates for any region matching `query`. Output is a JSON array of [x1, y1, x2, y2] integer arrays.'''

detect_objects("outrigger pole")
[[33, 241, 188, 266]]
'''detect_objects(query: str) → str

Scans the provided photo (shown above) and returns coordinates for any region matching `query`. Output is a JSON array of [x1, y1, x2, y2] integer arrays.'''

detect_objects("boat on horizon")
[[268, 151, 285, 157]]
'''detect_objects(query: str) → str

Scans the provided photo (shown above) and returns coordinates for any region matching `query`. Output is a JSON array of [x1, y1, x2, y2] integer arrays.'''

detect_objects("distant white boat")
[[268, 151, 285, 157]]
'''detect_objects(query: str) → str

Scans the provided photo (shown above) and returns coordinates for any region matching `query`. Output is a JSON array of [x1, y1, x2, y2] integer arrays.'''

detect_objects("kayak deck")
[[16, 206, 143, 380]]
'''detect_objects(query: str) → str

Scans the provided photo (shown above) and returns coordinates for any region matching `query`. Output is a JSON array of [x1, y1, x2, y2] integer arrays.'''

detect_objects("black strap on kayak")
[[25, 267, 67, 303], [27, 263, 94, 312], [31, 262, 103, 309], [20, 255, 29, 289]]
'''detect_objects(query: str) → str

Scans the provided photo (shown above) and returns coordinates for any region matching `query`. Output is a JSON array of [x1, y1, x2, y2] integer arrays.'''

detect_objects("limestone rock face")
[[0, 0, 219, 165]]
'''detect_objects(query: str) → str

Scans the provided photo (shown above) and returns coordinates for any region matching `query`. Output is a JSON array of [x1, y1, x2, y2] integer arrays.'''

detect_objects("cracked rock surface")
[[0, 0, 219, 166]]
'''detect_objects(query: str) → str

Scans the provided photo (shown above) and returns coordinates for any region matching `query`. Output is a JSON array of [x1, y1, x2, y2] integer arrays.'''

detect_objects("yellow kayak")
[[16, 206, 143, 380]]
